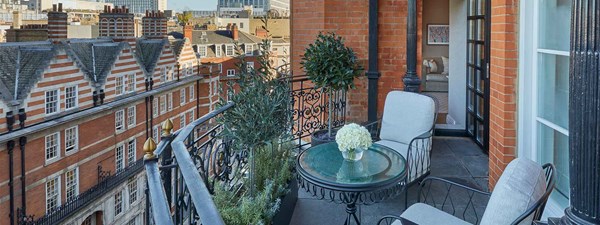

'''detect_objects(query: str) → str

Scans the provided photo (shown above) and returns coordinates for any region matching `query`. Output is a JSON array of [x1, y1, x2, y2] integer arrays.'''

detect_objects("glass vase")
[[342, 147, 365, 161]]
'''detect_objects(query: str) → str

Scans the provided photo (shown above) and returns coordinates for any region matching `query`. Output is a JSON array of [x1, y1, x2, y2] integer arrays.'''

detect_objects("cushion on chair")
[[380, 91, 435, 145], [426, 74, 449, 82], [441, 56, 449, 75], [480, 158, 547, 225], [398, 203, 473, 225], [376, 140, 429, 181]]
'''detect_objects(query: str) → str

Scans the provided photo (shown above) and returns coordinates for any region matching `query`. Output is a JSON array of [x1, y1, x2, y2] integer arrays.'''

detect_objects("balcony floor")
[[291, 137, 489, 225]]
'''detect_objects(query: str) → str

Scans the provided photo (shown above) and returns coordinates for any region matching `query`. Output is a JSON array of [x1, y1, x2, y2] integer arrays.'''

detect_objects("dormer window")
[[215, 45, 222, 57], [245, 44, 253, 56], [197, 45, 207, 57], [45, 89, 60, 115], [226, 45, 234, 56], [65, 86, 78, 110]]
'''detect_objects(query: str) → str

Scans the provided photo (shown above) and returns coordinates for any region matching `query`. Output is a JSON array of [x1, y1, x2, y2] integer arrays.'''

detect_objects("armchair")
[[365, 91, 437, 207], [377, 158, 556, 225]]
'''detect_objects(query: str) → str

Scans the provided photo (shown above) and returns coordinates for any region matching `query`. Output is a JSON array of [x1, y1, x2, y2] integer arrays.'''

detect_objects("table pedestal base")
[[345, 203, 360, 225]]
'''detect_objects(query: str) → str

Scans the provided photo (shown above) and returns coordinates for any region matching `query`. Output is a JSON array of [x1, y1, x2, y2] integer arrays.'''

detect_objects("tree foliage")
[[177, 11, 192, 26]]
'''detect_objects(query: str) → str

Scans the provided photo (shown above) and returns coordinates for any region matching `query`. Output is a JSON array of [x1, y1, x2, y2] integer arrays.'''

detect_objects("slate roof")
[[136, 39, 168, 73], [63, 39, 126, 85], [0, 41, 56, 103], [169, 38, 185, 58], [191, 30, 262, 45]]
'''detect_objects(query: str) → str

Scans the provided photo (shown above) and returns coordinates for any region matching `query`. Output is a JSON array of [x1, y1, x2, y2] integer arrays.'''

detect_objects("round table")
[[297, 142, 407, 225]]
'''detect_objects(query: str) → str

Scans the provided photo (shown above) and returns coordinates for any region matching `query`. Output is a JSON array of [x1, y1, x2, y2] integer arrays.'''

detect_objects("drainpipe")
[[7, 140, 15, 225], [19, 137, 26, 218], [402, 0, 421, 92], [366, 0, 380, 122], [549, 1, 600, 224]]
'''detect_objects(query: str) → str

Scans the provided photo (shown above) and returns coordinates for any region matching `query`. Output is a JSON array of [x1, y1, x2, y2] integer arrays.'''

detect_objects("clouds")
[[168, 0, 217, 11]]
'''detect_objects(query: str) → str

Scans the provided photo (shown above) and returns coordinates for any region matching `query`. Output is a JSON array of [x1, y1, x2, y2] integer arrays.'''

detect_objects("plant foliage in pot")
[[301, 32, 364, 146]]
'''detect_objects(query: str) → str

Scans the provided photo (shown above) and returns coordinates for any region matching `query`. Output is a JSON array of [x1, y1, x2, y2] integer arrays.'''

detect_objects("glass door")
[[466, 0, 490, 151]]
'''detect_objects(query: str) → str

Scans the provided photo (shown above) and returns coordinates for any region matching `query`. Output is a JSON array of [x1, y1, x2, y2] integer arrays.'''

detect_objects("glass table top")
[[298, 142, 407, 188]]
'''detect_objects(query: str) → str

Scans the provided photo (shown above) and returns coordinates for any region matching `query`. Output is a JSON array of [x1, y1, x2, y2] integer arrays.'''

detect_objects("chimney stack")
[[99, 5, 135, 40], [232, 23, 239, 40], [183, 23, 193, 40], [47, 3, 68, 41], [142, 10, 167, 39]]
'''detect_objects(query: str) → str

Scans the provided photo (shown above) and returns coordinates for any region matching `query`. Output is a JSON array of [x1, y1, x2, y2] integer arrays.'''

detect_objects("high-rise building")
[[217, 0, 289, 17], [103, 0, 166, 14]]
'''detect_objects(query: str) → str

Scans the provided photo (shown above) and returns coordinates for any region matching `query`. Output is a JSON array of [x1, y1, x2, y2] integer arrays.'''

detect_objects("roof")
[[191, 30, 262, 45], [0, 41, 56, 103], [168, 38, 185, 58], [63, 39, 127, 85], [136, 39, 168, 73]]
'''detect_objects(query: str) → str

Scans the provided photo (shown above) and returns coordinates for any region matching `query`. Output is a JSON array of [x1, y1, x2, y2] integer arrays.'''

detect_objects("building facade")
[[103, 0, 166, 15], [292, 0, 573, 219], [0, 6, 217, 225]]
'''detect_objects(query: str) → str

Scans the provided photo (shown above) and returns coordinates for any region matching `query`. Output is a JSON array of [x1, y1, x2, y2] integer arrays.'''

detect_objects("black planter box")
[[272, 176, 298, 225]]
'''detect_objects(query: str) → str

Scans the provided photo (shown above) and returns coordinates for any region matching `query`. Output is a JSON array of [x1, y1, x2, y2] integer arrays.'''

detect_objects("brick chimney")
[[142, 10, 167, 39], [183, 23, 193, 40], [231, 23, 239, 40], [47, 3, 68, 41], [99, 5, 135, 40], [255, 27, 268, 38]]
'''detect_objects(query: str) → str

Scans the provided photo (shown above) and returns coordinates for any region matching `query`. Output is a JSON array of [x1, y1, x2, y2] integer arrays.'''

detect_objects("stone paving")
[[290, 137, 490, 225]]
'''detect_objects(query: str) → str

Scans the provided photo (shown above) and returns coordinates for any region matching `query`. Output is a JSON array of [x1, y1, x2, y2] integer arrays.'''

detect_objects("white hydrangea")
[[335, 123, 372, 152]]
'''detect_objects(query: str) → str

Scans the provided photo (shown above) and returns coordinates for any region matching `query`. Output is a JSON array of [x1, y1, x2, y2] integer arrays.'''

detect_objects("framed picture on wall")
[[427, 24, 450, 45]]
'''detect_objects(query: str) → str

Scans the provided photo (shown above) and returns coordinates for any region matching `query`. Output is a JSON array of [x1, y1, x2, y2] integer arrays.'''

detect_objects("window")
[[245, 44, 253, 56], [126, 215, 138, 225], [180, 89, 186, 105], [188, 111, 194, 124], [153, 99, 158, 118], [226, 45, 234, 56], [115, 76, 125, 95], [189, 85, 194, 101], [198, 45, 207, 57], [115, 110, 125, 132], [45, 132, 60, 161], [65, 86, 77, 110], [128, 177, 138, 204], [153, 125, 160, 142], [161, 68, 167, 82], [46, 176, 60, 213], [160, 95, 166, 114], [65, 168, 79, 202], [215, 45, 222, 57], [114, 190, 123, 216], [187, 63, 194, 76], [126, 74, 135, 92], [167, 93, 173, 111], [218, 63, 223, 73], [115, 144, 124, 172], [240, 22, 244, 28], [127, 106, 136, 128], [45, 90, 59, 115], [180, 114, 185, 129], [518, 0, 571, 212], [127, 139, 136, 166], [227, 69, 236, 76], [65, 126, 78, 154], [247, 62, 255, 70]]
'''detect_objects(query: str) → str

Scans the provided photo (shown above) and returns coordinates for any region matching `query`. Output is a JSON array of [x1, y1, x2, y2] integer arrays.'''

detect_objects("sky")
[[169, 0, 217, 11]]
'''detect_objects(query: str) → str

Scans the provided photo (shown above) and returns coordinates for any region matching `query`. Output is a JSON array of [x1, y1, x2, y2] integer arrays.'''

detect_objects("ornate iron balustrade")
[[145, 74, 348, 224], [26, 160, 144, 225]]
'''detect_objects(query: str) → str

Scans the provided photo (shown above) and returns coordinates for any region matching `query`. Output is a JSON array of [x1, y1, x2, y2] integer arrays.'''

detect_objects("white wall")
[[447, 0, 467, 129]]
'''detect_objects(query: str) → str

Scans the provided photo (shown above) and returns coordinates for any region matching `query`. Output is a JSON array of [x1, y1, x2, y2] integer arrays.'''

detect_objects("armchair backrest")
[[480, 158, 555, 225], [380, 91, 436, 144]]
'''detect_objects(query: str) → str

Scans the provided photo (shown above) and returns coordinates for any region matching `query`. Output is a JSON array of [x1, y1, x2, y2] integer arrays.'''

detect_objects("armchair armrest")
[[377, 215, 406, 225], [417, 177, 490, 224]]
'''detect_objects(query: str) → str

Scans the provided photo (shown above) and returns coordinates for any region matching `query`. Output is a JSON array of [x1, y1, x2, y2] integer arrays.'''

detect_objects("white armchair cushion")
[[380, 91, 435, 144], [399, 203, 473, 225], [480, 158, 547, 225]]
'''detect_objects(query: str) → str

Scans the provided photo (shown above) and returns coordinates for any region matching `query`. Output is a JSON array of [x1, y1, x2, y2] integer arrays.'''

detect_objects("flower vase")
[[342, 147, 365, 161]]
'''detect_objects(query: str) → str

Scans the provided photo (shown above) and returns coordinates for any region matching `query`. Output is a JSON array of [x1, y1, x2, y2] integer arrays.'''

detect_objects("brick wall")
[[488, 0, 519, 188]]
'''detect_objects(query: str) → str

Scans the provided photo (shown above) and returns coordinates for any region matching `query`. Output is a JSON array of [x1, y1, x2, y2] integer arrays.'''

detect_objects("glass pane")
[[469, 20, 476, 40], [539, 0, 571, 51], [469, 0, 476, 16], [538, 123, 569, 199], [468, 90, 475, 110], [477, 70, 485, 92], [468, 115, 475, 134], [477, 19, 485, 41], [477, 0, 486, 15], [478, 96, 485, 118], [537, 53, 569, 129], [468, 43, 474, 64], [468, 67, 475, 87], [477, 44, 484, 67], [477, 121, 484, 143]]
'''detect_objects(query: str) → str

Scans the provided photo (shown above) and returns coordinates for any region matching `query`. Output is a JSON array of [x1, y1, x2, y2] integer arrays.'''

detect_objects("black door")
[[466, 0, 490, 151]]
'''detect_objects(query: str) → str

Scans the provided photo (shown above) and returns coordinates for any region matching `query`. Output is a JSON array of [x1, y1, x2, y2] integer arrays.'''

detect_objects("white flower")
[[335, 123, 372, 152]]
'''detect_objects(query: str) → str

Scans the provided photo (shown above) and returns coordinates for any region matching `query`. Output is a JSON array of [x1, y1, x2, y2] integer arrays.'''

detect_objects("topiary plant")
[[301, 32, 364, 139]]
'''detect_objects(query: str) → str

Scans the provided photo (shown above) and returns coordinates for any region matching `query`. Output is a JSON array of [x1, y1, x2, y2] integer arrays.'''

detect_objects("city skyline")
[[169, 0, 217, 11]]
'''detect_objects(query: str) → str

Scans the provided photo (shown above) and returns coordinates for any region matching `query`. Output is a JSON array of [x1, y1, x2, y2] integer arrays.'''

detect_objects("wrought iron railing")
[[144, 74, 347, 224], [26, 160, 144, 225]]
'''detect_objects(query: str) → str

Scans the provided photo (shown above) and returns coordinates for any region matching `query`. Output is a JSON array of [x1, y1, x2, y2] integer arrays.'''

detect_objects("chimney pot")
[[52, 4, 57, 12], [58, 3, 62, 12]]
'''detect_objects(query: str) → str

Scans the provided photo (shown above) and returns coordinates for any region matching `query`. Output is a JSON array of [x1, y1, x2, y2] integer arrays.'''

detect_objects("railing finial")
[[143, 138, 157, 160], [162, 118, 174, 136]]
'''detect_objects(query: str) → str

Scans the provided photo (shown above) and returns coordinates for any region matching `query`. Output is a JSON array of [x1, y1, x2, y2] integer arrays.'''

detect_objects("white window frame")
[[225, 45, 234, 56], [180, 88, 186, 105], [128, 177, 138, 205], [115, 109, 125, 132], [189, 85, 194, 101], [218, 63, 223, 73], [65, 86, 78, 110], [65, 126, 78, 154], [114, 190, 123, 216], [127, 73, 135, 92], [227, 69, 236, 76], [180, 114, 186, 129], [45, 176, 61, 213], [245, 44, 253, 56], [215, 45, 222, 57], [160, 95, 167, 114], [161, 67, 168, 82], [198, 45, 207, 57], [127, 139, 136, 166], [188, 110, 194, 124], [115, 75, 125, 96], [168, 93, 173, 111], [517, 0, 570, 218], [153, 99, 158, 118], [65, 167, 79, 202], [115, 144, 125, 172], [153, 125, 160, 142], [187, 63, 194, 76], [127, 106, 136, 129], [45, 132, 60, 163], [45, 89, 60, 115]]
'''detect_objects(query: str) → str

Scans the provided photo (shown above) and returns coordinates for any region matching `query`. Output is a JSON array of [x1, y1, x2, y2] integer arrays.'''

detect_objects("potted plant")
[[301, 32, 364, 146]]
